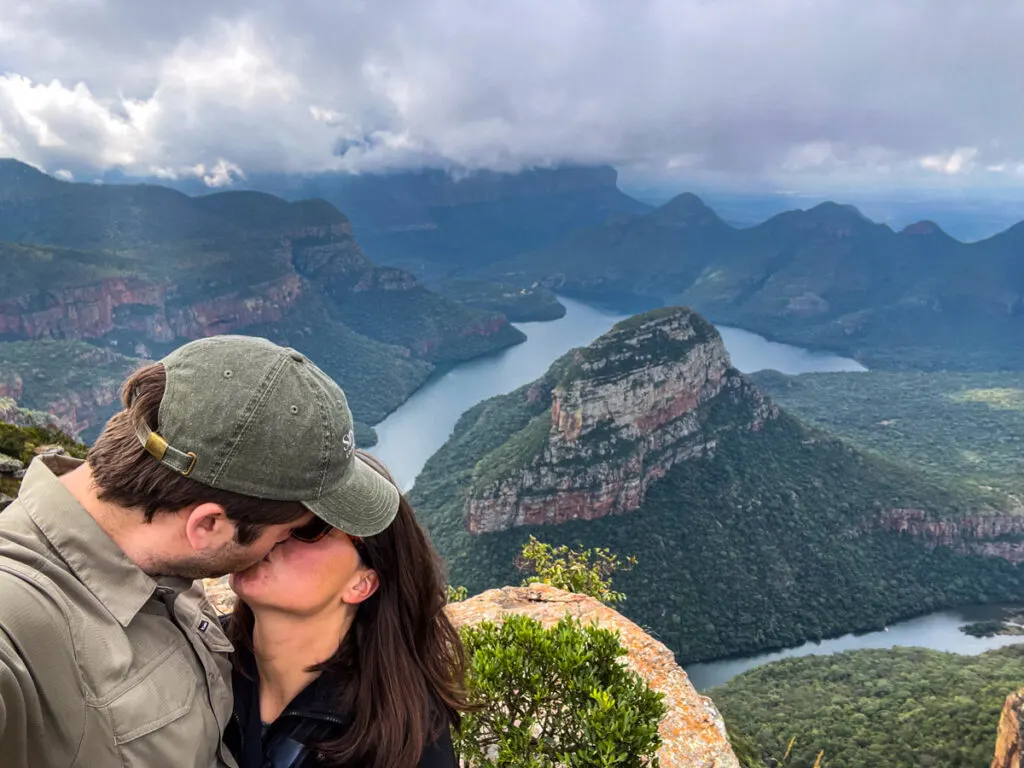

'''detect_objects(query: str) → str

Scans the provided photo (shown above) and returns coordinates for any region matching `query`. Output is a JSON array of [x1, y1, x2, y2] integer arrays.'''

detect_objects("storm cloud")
[[0, 0, 1022, 189]]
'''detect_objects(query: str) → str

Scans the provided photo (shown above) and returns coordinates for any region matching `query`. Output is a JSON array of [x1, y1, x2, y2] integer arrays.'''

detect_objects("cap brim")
[[303, 454, 400, 537]]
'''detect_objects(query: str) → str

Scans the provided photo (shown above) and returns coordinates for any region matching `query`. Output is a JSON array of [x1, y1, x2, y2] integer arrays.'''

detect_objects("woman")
[[223, 452, 467, 768]]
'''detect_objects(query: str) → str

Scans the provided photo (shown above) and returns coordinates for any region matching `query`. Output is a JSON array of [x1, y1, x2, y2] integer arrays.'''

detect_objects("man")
[[0, 335, 400, 767]]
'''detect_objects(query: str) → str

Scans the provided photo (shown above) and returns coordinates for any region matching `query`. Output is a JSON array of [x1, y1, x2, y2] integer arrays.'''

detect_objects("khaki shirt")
[[0, 455, 239, 768]]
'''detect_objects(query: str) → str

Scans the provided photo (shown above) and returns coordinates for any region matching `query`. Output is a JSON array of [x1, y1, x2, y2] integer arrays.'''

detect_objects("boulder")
[[0, 453, 24, 476], [447, 584, 740, 768], [0, 493, 13, 511], [993, 688, 1024, 768]]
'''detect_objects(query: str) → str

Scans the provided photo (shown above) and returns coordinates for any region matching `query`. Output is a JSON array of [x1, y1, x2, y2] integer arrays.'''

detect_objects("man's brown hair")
[[88, 362, 308, 544]]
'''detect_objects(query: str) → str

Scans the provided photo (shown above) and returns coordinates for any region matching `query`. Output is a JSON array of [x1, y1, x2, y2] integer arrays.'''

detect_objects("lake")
[[686, 604, 1024, 691], [373, 296, 865, 490]]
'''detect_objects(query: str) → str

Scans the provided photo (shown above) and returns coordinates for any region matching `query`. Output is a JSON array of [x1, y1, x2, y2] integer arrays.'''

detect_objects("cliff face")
[[880, 508, 1024, 564], [466, 308, 778, 533], [993, 688, 1024, 768], [0, 219, 422, 347]]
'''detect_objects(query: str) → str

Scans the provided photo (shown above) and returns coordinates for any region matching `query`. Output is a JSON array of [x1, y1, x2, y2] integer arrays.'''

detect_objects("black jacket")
[[225, 641, 457, 768]]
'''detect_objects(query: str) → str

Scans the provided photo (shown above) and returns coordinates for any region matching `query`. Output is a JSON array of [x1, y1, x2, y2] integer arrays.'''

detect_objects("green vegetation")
[[959, 608, 1024, 638], [242, 293, 434, 425], [433, 279, 567, 322], [711, 644, 1024, 768], [413, 369, 1024, 663], [330, 283, 526, 364], [471, 407, 553, 490], [752, 370, 1024, 501], [0, 419, 87, 500], [516, 536, 637, 607], [454, 614, 664, 767], [0, 340, 140, 410], [0, 421, 87, 465]]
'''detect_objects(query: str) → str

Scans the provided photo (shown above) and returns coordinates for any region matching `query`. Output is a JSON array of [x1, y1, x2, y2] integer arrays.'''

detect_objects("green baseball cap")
[[134, 335, 399, 537]]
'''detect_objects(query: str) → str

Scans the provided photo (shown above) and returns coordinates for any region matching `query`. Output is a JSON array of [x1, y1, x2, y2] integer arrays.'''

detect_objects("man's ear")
[[183, 503, 235, 552], [343, 569, 379, 605]]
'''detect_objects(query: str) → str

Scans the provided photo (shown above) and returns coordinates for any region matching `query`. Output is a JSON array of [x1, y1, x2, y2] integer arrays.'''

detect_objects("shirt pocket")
[[101, 644, 198, 745]]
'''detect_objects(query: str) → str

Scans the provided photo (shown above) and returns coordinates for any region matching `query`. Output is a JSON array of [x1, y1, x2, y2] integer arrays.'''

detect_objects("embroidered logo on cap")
[[341, 429, 355, 459]]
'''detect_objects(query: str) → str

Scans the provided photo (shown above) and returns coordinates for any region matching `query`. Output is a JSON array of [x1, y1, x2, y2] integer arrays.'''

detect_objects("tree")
[[516, 536, 637, 606], [454, 614, 665, 767]]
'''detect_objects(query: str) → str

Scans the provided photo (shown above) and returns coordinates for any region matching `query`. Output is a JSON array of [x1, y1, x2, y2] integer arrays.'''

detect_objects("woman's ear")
[[343, 569, 379, 605]]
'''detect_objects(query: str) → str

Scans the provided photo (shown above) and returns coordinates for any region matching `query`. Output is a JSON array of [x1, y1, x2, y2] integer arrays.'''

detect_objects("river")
[[686, 604, 1024, 691], [370, 297, 1021, 692], [373, 296, 865, 490]]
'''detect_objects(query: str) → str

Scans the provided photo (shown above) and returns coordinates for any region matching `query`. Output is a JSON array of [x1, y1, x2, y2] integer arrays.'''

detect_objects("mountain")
[[143, 164, 650, 276], [498, 195, 1024, 370], [0, 159, 525, 431], [410, 307, 1024, 663]]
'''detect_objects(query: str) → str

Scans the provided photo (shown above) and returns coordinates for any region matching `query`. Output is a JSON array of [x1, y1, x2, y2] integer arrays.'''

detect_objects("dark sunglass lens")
[[291, 519, 332, 543]]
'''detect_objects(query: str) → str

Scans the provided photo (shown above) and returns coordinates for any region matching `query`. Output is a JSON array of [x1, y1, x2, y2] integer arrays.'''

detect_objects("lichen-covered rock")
[[993, 688, 1024, 768], [0, 453, 24, 475], [200, 580, 739, 766], [447, 584, 740, 768], [466, 307, 777, 533]]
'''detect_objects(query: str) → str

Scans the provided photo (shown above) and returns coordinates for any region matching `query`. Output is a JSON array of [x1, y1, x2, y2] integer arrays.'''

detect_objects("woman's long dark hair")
[[226, 451, 469, 768]]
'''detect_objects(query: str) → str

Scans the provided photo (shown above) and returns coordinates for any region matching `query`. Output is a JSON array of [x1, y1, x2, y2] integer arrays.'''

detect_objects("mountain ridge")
[[497, 190, 1024, 370], [0, 159, 525, 430]]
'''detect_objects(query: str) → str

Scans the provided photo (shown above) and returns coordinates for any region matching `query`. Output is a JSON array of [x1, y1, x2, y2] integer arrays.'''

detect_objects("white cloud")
[[0, 0, 1022, 189], [53, 168, 73, 180], [919, 147, 979, 175]]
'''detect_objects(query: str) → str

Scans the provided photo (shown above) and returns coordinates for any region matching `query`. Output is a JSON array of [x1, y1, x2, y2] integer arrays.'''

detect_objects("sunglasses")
[[290, 518, 370, 562]]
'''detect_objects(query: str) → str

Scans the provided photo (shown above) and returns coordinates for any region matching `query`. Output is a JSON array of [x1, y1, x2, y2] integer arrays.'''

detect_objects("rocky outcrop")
[[446, 584, 740, 768], [201, 579, 739, 767], [992, 688, 1024, 768], [466, 308, 778, 533], [0, 397, 77, 436], [880, 508, 1024, 564], [0, 452, 24, 511], [0, 343, 139, 438]]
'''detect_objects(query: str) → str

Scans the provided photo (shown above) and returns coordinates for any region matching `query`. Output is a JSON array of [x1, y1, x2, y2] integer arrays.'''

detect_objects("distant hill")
[[711, 644, 1024, 768], [131, 164, 651, 276], [410, 306, 1024, 663], [0, 159, 526, 430], [496, 194, 1024, 370]]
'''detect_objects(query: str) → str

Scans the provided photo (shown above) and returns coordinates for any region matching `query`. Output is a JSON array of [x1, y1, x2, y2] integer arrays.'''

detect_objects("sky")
[[1, 0, 1023, 192]]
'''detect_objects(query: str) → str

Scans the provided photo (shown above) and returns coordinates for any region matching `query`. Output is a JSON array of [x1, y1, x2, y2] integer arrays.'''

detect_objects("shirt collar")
[[18, 454, 161, 626]]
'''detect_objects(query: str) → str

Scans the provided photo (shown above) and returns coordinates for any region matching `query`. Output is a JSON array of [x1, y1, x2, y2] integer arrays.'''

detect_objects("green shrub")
[[454, 614, 664, 767], [517, 537, 636, 607], [446, 584, 469, 603]]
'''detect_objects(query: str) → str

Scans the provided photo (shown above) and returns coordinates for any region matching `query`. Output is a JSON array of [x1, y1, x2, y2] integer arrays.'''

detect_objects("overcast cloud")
[[0, 0, 1022, 189]]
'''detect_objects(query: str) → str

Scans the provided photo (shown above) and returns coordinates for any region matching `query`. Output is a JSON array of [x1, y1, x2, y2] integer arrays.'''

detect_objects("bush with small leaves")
[[446, 584, 469, 603], [516, 536, 637, 606], [454, 613, 665, 767]]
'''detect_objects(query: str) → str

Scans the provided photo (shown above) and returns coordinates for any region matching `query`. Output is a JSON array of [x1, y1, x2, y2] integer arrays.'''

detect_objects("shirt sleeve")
[[0, 630, 33, 768], [0, 576, 85, 767]]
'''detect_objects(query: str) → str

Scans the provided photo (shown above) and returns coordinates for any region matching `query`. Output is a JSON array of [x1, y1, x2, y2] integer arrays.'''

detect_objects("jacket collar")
[[233, 638, 341, 720], [17, 454, 187, 626]]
